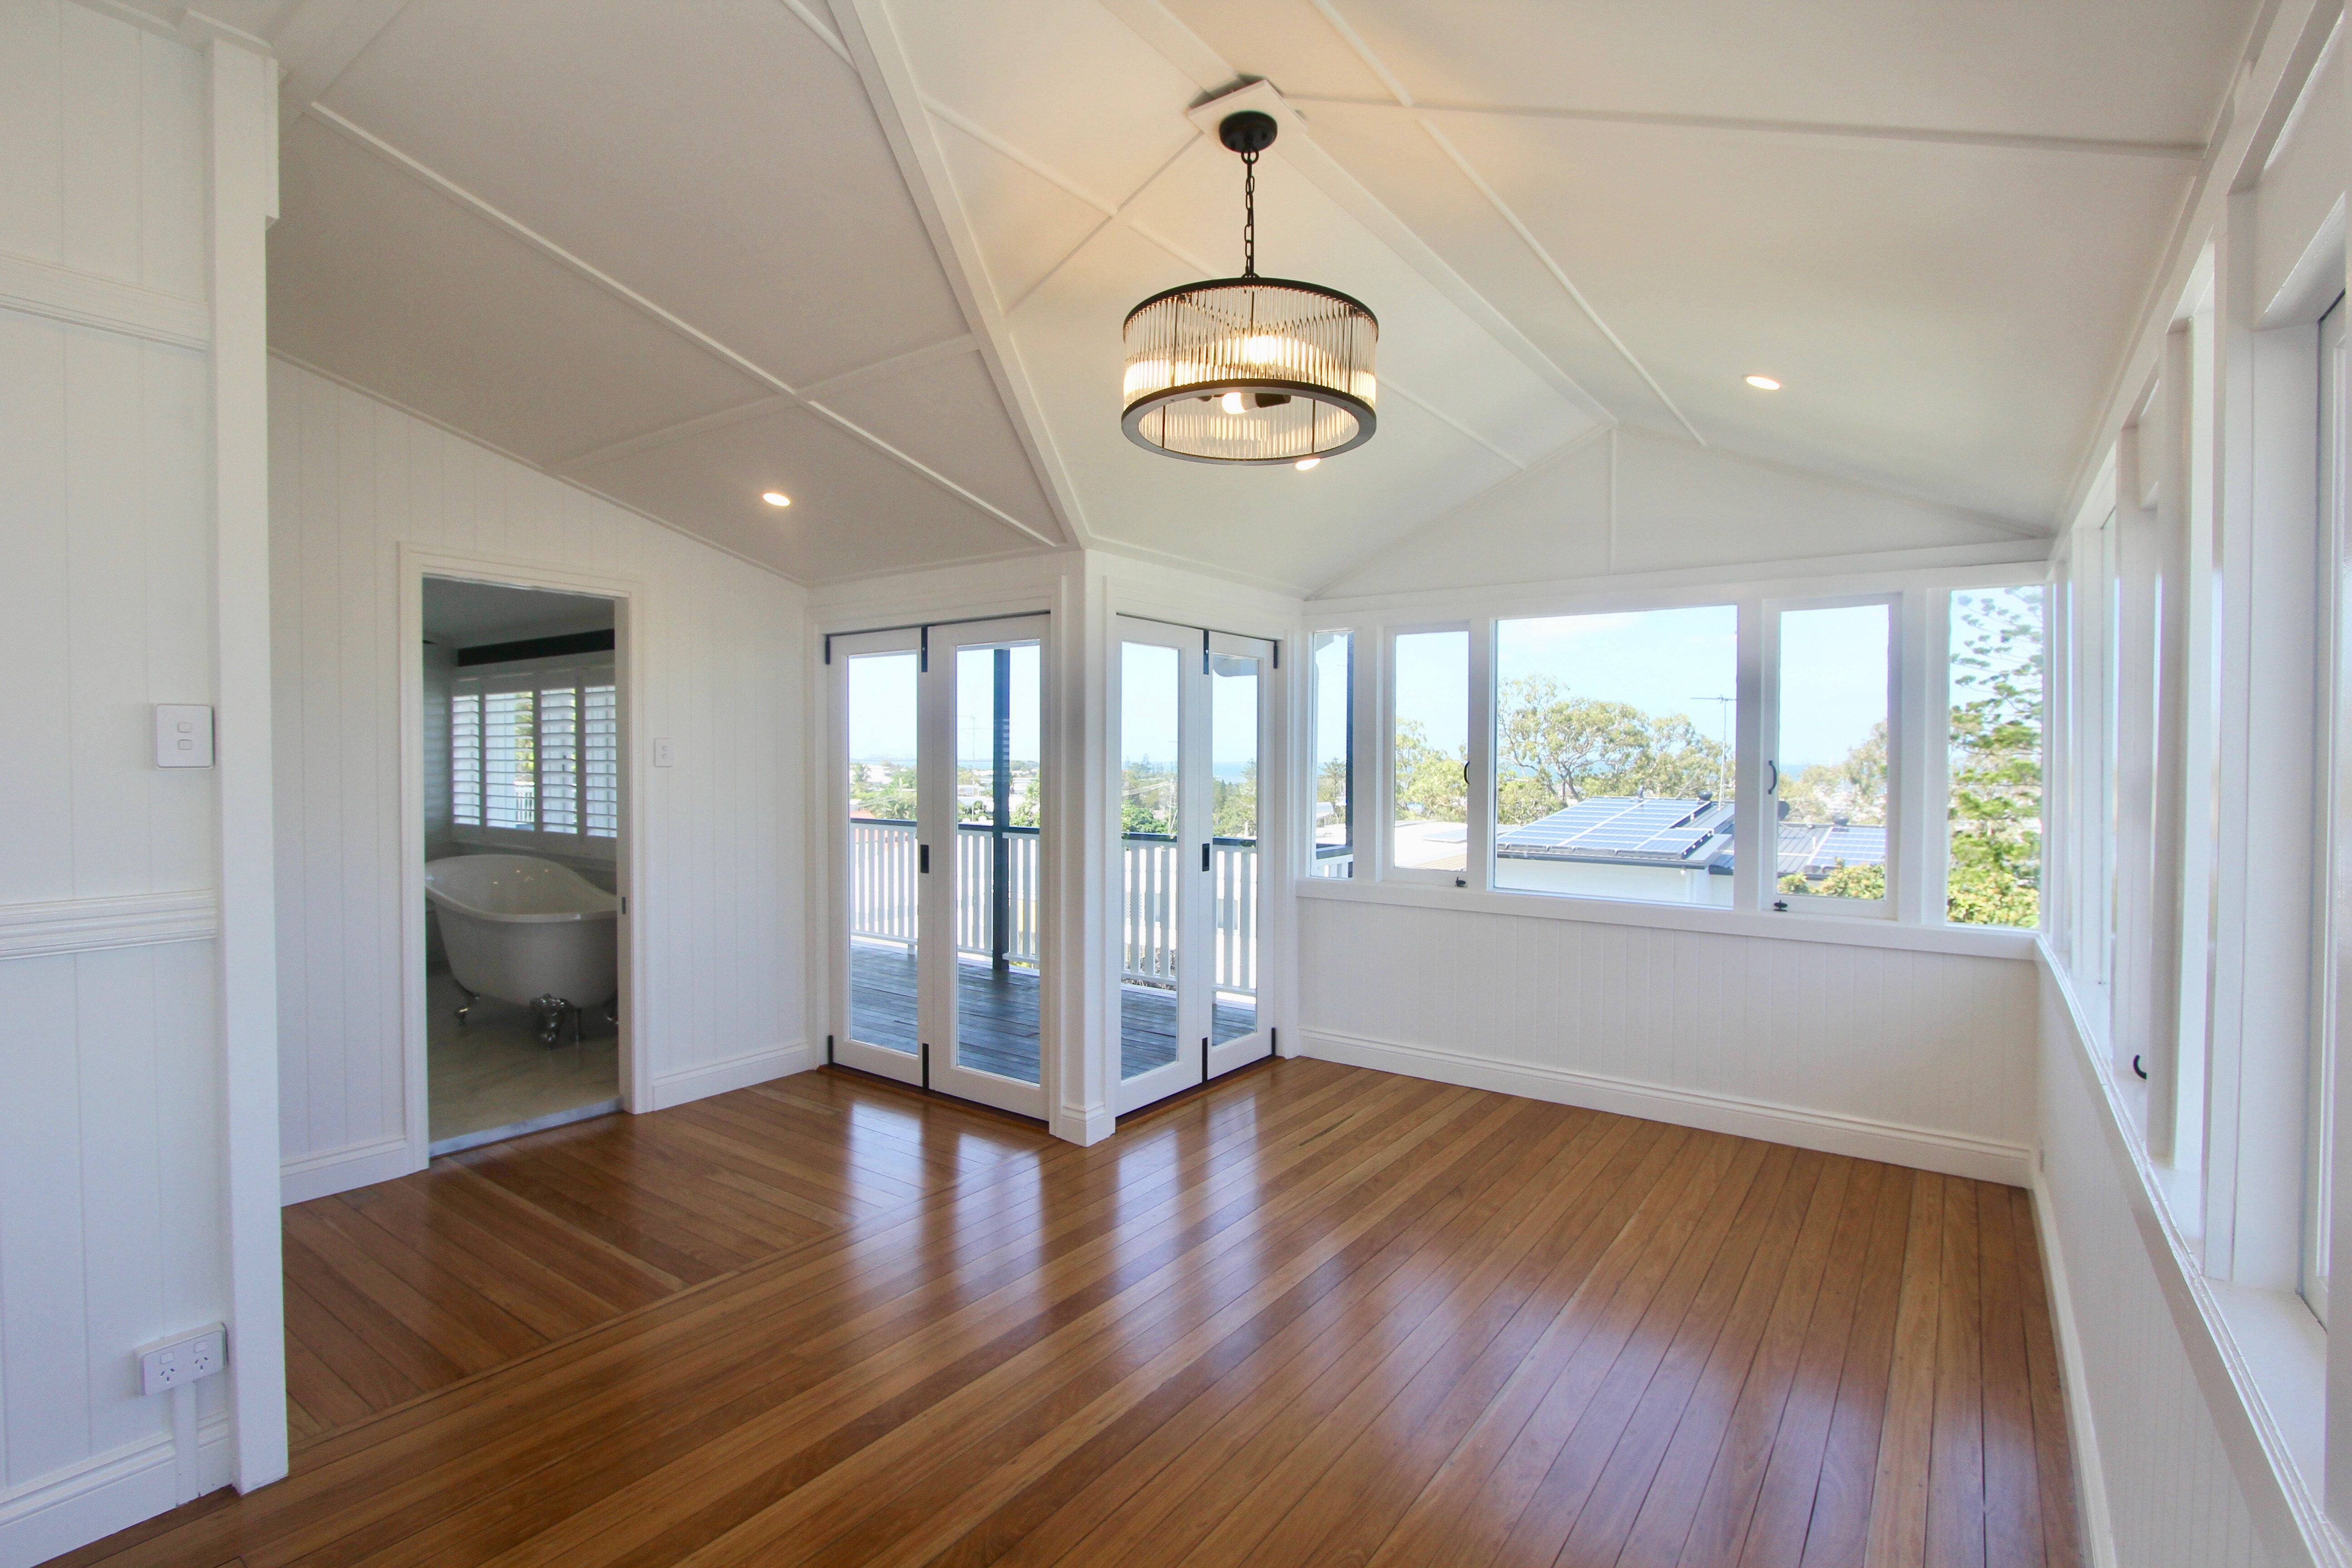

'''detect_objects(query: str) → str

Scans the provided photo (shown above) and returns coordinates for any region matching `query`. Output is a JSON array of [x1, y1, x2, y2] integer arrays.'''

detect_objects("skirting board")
[[1298, 1027, 2033, 1186], [2029, 1172, 2122, 1568], [279, 1134, 416, 1207], [0, 1411, 230, 1568], [647, 1040, 811, 1111]]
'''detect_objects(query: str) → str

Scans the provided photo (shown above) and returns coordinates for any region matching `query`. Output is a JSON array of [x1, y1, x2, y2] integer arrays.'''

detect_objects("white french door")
[[832, 616, 1048, 1120], [1114, 616, 1272, 1114]]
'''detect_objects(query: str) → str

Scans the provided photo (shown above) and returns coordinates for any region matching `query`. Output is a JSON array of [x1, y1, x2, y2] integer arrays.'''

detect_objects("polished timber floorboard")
[[55, 1061, 2080, 1568]]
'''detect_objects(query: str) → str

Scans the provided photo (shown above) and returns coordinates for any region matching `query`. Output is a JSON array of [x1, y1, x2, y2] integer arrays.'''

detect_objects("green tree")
[[1122, 760, 1176, 836], [848, 762, 918, 821], [1316, 755, 1349, 834], [1780, 721, 1888, 826], [1211, 760, 1259, 839], [1391, 718, 1467, 824], [1781, 862, 1886, 899], [1490, 676, 1730, 825], [1946, 589, 2043, 926]]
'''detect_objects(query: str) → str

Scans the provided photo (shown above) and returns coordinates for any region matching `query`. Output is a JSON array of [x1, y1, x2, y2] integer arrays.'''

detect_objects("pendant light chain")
[[1242, 148, 1258, 278]]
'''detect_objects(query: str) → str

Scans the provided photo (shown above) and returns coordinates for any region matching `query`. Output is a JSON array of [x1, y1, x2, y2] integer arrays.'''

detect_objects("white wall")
[[0, 1, 275, 1559], [270, 358, 808, 1200], [1298, 897, 2037, 1182], [2038, 960, 2299, 1568], [1317, 425, 2042, 600]]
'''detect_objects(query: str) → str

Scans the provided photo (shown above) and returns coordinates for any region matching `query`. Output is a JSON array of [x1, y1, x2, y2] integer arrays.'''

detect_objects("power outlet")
[[139, 1325, 226, 1396]]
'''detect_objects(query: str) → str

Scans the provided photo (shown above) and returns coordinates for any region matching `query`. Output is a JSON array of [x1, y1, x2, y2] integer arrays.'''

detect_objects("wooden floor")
[[57, 1059, 2079, 1568]]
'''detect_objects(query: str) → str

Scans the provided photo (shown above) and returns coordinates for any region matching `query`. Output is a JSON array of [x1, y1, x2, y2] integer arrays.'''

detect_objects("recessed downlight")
[[1744, 374, 1781, 391], [761, 491, 791, 507], [1295, 457, 1321, 470]]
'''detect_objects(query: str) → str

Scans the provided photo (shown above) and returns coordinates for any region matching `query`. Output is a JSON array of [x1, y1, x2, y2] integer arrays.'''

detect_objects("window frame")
[[1754, 591, 1902, 922], [1302, 565, 2056, 951], [1304, 627, 1358, 880]]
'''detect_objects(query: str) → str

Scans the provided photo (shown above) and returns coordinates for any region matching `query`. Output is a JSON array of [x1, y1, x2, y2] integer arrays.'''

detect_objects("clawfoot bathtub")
[[425, 854, 618, 1045]]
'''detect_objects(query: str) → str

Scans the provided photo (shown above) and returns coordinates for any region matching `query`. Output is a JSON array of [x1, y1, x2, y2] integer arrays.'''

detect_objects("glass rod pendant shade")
[[1121, 111, 1377, 464]]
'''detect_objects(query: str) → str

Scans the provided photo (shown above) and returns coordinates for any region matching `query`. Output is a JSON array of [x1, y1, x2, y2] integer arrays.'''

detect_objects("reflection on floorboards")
[[63, 1060, 2081, 1568], [849, 939, 1256, 1083]]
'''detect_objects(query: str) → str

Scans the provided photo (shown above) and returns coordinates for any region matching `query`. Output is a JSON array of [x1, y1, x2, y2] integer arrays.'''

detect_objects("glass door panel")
[[1115, 619, 1274, 1114], [837, 632, 923, 1083], [1119, 635, 1185, 1087], [949, 639, 1042, 1087], [1772, 603, 1893, 910]]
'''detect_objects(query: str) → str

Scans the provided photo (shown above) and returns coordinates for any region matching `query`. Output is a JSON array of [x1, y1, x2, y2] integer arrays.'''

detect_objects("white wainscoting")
[[2036, 952, 2329, 1568], [0, 6, 243, 1554], [1295, 898, 2037, 1184], [270, 360, 808, 1196]]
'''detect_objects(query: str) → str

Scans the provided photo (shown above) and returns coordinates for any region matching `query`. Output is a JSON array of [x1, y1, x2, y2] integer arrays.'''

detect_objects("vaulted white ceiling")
[[196, 0, 2254, 589]]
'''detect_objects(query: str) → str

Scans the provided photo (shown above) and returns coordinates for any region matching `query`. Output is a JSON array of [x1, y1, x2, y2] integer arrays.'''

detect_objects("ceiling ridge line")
[[1282, 94, 2210, 161], [1303, 0, 1707, 447], [802, 397, 1061, 547], [835, 0, 1100, 550], [301, 101, 1056, 548]]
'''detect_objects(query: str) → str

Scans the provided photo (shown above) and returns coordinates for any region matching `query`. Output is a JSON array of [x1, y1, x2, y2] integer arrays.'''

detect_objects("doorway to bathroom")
[[420, 576, 626, 1153]]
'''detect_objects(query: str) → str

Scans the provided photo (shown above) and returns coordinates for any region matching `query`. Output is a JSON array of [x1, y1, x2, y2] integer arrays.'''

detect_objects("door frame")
[[397, 544, 648, 1180], [1109, 613, 1280, 1115], [825, 612, 1054, 1122]]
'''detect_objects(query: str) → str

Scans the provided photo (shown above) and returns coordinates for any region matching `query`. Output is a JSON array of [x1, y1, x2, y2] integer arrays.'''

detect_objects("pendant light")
[[1120, 111, 1378, 464]]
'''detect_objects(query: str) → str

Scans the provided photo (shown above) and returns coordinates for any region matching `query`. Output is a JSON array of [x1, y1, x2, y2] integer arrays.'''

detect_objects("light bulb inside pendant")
[[1220, 391, 1246, 415]]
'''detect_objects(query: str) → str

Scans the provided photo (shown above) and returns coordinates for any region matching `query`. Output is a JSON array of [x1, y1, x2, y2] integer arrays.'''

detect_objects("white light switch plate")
[[139, 1324, 226, 1395], [652, 737, 675, 767], [153, 705, 213, 768]]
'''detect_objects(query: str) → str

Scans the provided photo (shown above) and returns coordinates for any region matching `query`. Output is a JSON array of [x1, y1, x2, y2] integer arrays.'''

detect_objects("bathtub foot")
[[454, 982, 478, 1027], [533, 995, 569, 1049]]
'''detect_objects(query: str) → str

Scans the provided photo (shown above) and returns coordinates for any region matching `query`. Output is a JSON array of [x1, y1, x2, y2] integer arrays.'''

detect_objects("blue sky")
[[1119, 643, 1262, 776], [845, 643, 1044, 764]]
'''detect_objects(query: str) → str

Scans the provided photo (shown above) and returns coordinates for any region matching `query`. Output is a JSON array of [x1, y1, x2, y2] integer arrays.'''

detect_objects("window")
[[1491, 606, 1737, 906], [1391, 629, 1469, 873], [452, 667, 617, 838], [1772, 603, 1892, 909], [1309, 630, 1352, 877], [1947, 586, 2045, 927]]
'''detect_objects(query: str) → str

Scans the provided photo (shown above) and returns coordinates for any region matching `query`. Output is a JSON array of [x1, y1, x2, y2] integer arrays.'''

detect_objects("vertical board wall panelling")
[[269, 359, 807, 1191], [2040, 974, 2280, 1568], [0, 3, 239, 1558], [1296, 900, 2036, 1180]]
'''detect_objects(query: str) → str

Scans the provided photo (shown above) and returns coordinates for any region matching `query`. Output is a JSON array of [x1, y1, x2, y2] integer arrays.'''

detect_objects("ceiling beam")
[[297, 102, 1059, 549], [823, 0, 1098, 549], [1304, 0, 1705, 446], [269, 0, 412, 127], [1281, 95, 2210, 163]]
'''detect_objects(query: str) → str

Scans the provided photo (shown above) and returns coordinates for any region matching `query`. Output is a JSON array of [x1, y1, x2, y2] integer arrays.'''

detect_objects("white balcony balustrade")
[[846, 818, 1256, 994]]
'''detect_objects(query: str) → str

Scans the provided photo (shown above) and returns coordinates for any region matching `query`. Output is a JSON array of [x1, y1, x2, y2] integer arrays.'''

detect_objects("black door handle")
[[1201, 842, 1211, 872], [919, 843, 929, 873]]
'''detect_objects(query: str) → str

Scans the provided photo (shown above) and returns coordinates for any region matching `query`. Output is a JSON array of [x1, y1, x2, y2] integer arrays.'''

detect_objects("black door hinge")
[[1201, 842, 1211, 872], [920, 843, 930, 873]]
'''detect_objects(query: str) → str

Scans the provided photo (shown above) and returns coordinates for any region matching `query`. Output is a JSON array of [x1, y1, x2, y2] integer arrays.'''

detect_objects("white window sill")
[[2204, 1279, 2328, 1506], [1294, 874, 2038, 960]]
